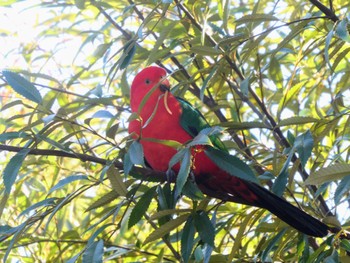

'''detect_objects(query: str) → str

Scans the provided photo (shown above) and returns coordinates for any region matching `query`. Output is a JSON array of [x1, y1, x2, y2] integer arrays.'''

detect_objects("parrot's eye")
[[145, 79, 151, 84]]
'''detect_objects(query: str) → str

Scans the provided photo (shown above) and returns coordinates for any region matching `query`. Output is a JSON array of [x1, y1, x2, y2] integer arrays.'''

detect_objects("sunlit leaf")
[[107, 166, 128, 196], [278, 116, 319, 127], [48, 175, 88, 194], [18, 198, 57, 217], [3, 149, 30, 193], [144, 214, 189, 244], [306, 164, 350, 185], [85, 191, 120, 212], [235, 14, 279, 25], [2, 71, 42, 104]]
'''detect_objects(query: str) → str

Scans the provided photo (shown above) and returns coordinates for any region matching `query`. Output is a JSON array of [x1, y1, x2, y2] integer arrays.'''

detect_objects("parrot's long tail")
[[245, 182, 329, 237], [198, 174, 329, 237]]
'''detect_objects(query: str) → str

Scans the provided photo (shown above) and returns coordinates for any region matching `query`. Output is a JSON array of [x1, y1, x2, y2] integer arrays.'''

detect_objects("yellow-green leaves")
[[306, 164, 350, 185], [143, 214, 189, 244], [107, 166, 128, 197]]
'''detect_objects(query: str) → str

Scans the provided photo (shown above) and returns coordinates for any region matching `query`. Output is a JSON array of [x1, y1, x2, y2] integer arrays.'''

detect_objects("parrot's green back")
[[178, 98, 227, 152]]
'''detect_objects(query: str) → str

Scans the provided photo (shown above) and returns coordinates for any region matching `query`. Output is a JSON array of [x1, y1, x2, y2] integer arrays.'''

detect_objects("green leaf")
[[91, 110, 114, 119], [175, 148, 192, 197], [278, 116, 319, 127], [147, 21, 176, 64], [217, 33, 247, 47], [2, 71, 42, 104], [240, 77, 249, 96], [82, 240, 103, 263], [48, 175, 88, 194], [182, 180, 204, 200], [235, 14, 279, 25], [294, 130, 314, 168], [261, 229, 287, 261], [200, 66, 217, 100], [334, 175, 350, 204], [123, 151, 133, 177], [107, 166, 128, 196], [18, 198, 57, 217], [194, 211, 215, 247], [3, 149, 30, 193], [335, 19, 350, 42], [144, 214, 189, 244], [205, 146, 258, 184], [221, 121, 269, 129], [187, 133, 212, 147], [190, 46, 221, 56], [120, 41, 136, 70], [325, 27, 335, 69], [181, 215, 195, 263], [85, 191, 120, 212], [74, 0, 86, 9], [268, 57, 283, 89], [128, 186, 157, 228], [3, 222, 27, 262], [272, 148, 294, 196], [0, 132, 30, 142], [306, 164, 350, 185], [129, 140, 145, 167]]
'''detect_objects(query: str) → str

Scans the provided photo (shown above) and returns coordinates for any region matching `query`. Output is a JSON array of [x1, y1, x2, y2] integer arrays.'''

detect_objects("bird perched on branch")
[[128, 66, 329, 237]]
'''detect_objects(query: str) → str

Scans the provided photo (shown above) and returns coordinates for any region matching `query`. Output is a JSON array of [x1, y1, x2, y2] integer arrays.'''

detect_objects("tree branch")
[[309, 0, 339, 22]]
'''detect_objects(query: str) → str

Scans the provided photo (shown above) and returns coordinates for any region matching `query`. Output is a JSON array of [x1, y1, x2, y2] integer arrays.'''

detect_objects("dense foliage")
[[1, 0, 350, 262]]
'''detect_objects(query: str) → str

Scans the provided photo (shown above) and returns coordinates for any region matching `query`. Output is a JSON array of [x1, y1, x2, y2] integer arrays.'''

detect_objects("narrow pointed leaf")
[[205, 146, 258, 183], [48, 175, 88, 194], [294, 130, 314, 168], [181, 215, 195, 263], [194, 211, 215, 246], [129, 186, 157, 228], [129, 140, 145, 166], [82, 240, 103, 263], [3, 149, 30, 193], [306, 163, 350, 185], [144, 214, 189, 244], [18, 198, 57, 217], [175, 148, 192, 197], [3, 71, 42, 104], [334, 175, 350, 204], [107, 166, 128, 196]]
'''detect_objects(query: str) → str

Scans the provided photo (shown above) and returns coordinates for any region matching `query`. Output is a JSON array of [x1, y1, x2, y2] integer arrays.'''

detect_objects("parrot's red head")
[[130, 66, 170, 112]]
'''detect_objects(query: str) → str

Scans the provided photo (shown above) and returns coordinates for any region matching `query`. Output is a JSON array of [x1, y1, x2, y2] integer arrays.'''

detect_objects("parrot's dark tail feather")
[[246, 182, 329, 237]]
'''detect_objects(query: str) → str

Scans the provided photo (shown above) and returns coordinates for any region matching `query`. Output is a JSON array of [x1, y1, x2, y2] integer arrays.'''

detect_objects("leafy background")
[[1, 0, 350, 262]]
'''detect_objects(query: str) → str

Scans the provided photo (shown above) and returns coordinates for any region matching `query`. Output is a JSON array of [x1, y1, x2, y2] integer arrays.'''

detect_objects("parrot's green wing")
[[177, 98, 227, 152]]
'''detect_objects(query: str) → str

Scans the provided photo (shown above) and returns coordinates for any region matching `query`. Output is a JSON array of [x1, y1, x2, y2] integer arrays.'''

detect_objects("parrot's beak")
[[159, 77, 170, 92], [159, 83, 170, 92]]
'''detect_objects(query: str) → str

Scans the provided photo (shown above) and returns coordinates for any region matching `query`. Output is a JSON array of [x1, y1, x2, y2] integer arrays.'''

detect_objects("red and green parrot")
[[128, 66, 329, 237]]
